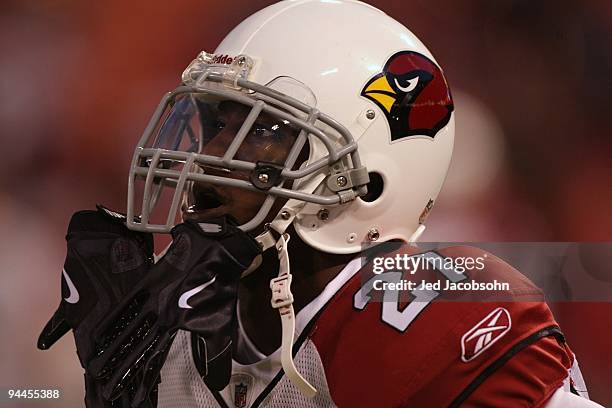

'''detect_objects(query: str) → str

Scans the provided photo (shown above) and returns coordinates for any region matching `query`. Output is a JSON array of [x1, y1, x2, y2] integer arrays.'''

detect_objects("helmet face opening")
[[146, 95, 304, 170], [126, 54, 368, 234]]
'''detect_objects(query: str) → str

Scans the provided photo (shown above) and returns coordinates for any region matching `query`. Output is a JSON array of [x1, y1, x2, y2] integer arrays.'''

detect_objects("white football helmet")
[[127, 0, 454, 254], [126, 0, 454, 396]]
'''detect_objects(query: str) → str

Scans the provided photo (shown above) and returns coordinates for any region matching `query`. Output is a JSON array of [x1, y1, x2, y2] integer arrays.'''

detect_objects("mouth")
[[183, 184, 228, 219], [196, 186, 226, 209]]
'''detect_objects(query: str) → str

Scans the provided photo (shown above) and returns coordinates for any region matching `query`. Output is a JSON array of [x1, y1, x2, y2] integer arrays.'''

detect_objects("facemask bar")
[[127, 54, 369, 233]]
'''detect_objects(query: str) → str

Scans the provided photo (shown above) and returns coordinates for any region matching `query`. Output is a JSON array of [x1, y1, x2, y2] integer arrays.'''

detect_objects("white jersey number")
[[353, 252, 467, 331]]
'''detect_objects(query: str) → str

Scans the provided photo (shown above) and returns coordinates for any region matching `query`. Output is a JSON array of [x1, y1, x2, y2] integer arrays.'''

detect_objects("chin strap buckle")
[[270, 275, 294, 309], [269, 233, 317, 398]]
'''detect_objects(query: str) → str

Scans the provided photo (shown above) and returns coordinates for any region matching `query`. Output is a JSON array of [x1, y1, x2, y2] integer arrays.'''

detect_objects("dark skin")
[[182, 100, 352, 355]]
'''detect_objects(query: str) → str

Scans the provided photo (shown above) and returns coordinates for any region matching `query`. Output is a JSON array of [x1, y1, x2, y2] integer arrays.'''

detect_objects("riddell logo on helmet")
[[212, 54, 235, 65]]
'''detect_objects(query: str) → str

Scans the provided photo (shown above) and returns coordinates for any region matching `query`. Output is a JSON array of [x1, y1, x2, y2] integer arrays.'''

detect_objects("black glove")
[[88, 217, 261, 407], [37, 206, 155, 407]]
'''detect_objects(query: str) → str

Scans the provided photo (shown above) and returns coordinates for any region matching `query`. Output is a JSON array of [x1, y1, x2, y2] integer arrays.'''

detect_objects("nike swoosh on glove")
[[88, 216, 261, 407], [37, 205, 156, 407]]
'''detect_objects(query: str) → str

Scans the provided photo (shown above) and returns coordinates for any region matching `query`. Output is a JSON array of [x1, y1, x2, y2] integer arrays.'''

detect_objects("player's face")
[[182, 101, 302, 226]]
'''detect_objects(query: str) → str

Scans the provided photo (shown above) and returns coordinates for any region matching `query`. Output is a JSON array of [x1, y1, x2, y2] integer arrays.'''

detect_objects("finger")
[[90, 292, 153, 376], [83, 374, 116, 408], [191, 332, 233, 391], [37, 307, 70, 350], [130, 334, 175, 408], [202, 340, 232, 391], [101, 329, 170, 402], [191, 333, 208, 378], [90, 313, 157, 382]]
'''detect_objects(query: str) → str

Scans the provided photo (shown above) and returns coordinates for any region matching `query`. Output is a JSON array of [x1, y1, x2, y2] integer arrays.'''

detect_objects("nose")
[[198, 127, 246, 179], [201, 128, 234, 157]]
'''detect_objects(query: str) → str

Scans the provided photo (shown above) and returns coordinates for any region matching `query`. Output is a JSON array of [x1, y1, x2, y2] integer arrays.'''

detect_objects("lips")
[[182, 184, 230, 222]]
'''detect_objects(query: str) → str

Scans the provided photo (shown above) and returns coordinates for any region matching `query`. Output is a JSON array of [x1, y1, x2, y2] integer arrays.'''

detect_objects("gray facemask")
[[126, 52, 369, 234]]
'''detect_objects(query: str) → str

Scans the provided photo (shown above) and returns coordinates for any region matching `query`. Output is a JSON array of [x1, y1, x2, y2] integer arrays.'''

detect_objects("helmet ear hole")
[[360, 172, 384, 203]]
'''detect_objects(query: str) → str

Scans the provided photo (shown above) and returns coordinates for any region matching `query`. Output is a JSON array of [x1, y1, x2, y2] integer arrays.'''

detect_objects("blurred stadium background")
[[0, 0, 611, 406]]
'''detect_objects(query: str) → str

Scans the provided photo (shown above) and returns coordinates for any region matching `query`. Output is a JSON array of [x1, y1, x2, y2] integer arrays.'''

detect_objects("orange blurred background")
[[0, 0, 611, 406]]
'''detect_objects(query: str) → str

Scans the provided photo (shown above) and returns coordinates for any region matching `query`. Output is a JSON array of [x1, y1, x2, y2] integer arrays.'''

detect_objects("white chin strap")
[[252, 196, 317, 398], [408, 224, 426, 244], [270, 233, 317, 398]]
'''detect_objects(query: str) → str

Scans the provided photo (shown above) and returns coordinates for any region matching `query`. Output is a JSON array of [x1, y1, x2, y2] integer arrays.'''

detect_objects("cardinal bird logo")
[[361, 51, 454, 142]]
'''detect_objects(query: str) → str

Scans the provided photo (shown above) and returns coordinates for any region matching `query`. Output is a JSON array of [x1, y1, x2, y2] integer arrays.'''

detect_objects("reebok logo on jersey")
[[461, 307, 511, 362], [178, 276, 217, 309]]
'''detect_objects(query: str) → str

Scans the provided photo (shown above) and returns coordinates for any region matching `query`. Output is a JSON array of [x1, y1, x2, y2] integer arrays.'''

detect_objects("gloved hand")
[[37, 205, 155, 407], [88, 216, 262, 407]]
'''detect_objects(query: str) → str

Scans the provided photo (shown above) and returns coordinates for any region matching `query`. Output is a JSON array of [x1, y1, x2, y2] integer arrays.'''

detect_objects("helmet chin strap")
[[250, 172, 326, 398], [252, 196, 317, 398], [271, 233, 317, 398], [408, 224, 426, 244]]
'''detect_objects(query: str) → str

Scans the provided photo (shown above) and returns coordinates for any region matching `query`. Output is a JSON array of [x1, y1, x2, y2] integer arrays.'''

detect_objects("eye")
[[394, 76, 419, 93], [200, 118, 225, 143], [213, 120, 226, 130], [252, 123, 276, 138]]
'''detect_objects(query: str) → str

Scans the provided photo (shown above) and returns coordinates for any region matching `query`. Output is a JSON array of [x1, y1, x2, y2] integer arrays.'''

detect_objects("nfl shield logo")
[[234, 383, 248, 408], [230, 373, 254, 408]]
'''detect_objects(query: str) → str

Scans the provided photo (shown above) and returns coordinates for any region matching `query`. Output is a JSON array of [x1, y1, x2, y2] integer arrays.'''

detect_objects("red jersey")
[[312, 245, 575, 407], [157, 246, 582, 408]]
